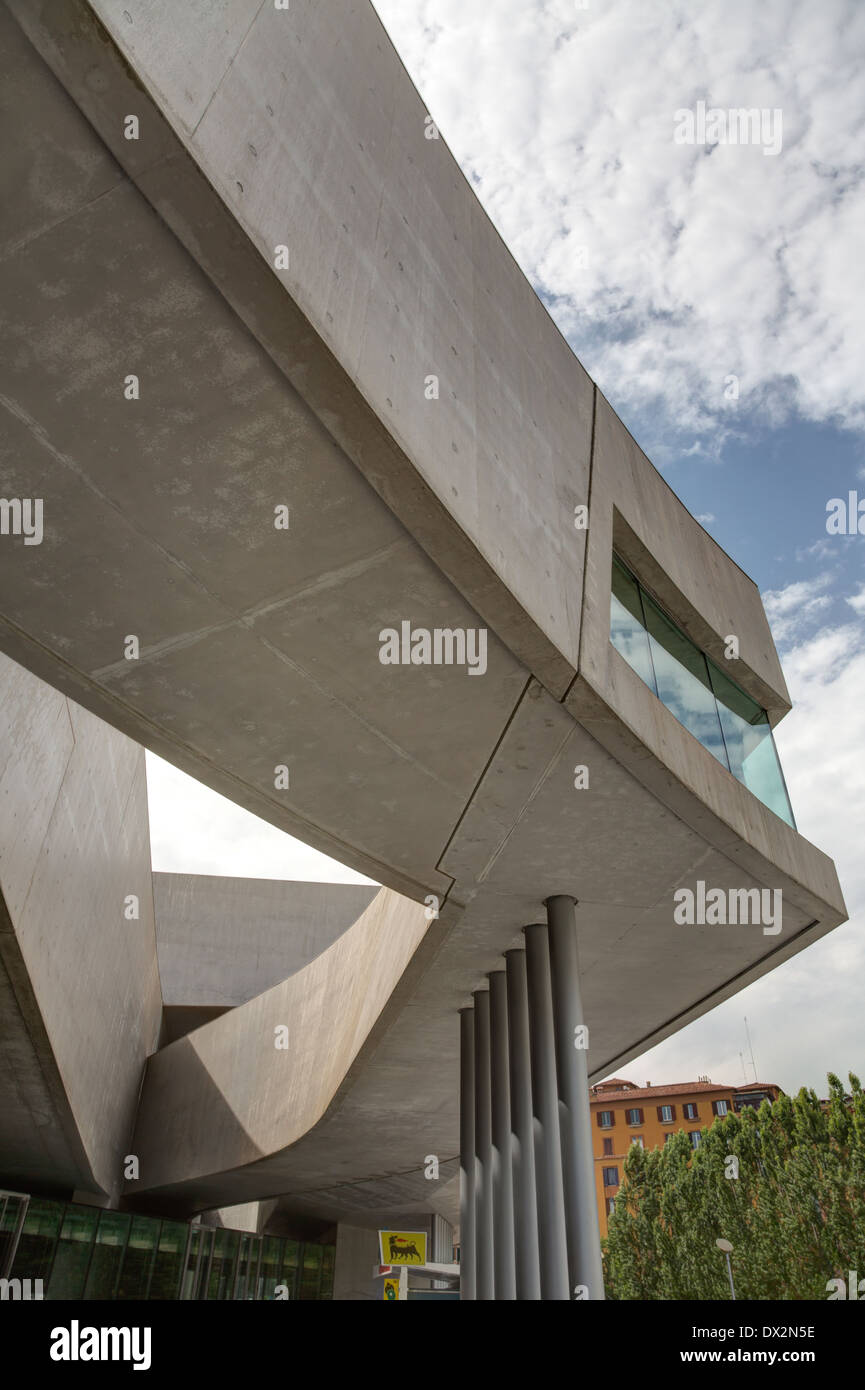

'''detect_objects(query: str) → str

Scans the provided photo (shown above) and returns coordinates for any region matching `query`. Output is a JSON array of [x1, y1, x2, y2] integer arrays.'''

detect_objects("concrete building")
[[0, 0, 847, 1300], [590, 1077, 782, 1235]]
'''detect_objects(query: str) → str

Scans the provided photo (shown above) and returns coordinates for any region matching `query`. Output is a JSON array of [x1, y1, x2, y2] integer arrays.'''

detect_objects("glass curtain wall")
[[8, 1197, 334, 1301], [610, 554, 795, 827]]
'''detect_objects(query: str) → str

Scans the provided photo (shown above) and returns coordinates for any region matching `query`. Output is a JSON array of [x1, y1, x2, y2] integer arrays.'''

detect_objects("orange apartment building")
[[591, 1076, 781, 1236]]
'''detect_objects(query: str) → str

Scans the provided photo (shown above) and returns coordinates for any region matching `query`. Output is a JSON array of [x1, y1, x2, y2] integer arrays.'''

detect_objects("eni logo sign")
[[379, 1230, 427, 1266]]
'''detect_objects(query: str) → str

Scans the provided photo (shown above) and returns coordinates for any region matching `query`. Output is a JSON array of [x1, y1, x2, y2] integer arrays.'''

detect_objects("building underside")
[[0, 0, 846, 1298]]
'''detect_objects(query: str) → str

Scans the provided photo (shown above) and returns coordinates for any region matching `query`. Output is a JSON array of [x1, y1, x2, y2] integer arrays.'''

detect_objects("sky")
[[148, 0, 864, 1100]]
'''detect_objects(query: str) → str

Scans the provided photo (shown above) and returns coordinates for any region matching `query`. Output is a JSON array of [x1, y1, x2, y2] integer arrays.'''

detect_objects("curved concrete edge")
[[6, 0, 579, 701], [126, 887, 432, 1196]]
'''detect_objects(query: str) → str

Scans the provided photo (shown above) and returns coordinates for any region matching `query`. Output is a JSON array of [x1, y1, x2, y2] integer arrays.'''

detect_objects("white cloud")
[[373, 0, 865, 447], [761, 572, 834, 642]]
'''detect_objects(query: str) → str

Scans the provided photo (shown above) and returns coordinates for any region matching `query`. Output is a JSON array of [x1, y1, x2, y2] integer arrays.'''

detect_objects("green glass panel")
[[46, 1205, 99, 1300], [180, 1227, 202, 1300], [608, 554, 795, 827], [0, 1194, 28, 1278], [193, 1228, 214, 1300], [206, 1229, 240, 1301], [258, 1236, 283, 1300], [148, 1220, 188, 1301], [83, 1211, 131, 1300], [9, 1197, 63, 1285], [708, 660, 795, 827], [320, 1245, 335, 1301], [300, 1243, 323, 1301], [610, 555, 657, 691], [277, 1239, 300, 1300], [641, 591, 728, 768], [244, 1236, 263, 1301], [115, 1215, 159, 1300], [232, 1233, 251, 1300]]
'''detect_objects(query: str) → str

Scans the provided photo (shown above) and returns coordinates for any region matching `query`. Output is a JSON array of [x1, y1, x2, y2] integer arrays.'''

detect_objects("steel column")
[[459, 1006, 476, 1301], [523, 924, 570, 1300], [505, 950, 542, 1300], [489, 971, 516, 1299], [473, 989, 495, 1299], [546, 894, 605, 1299]]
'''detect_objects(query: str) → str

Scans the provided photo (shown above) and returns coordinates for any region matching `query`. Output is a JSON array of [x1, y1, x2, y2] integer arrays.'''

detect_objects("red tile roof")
[[591, 1080, 735, 1102]]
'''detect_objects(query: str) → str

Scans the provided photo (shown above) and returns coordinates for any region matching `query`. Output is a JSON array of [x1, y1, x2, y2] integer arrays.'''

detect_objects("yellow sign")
[[383, 1278, 400, 1300], [379, 1230, 427, 1265]]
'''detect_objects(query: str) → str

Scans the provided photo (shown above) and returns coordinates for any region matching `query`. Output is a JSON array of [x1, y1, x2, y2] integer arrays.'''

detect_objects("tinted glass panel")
[[116, 1216, 158, 1300], [708, 660, 794, 826], [180, 1227, 202, 1301], [46, 1206, 99, 1300], [300, 1243, 322, 1301], [278, 1240, 300, 1300], [83, 1212, 131, 1300], [192, 1228, 214, 1300], [258, 1236, 283, 1300], [207, 1229, 240, 1301], [232, 1233, 252, 1300], [148, 1220, 188, 1301], [0, 1193, 28, 1278], [9, 1198, 62, 1284], [320, 1245, 335, 1300], [641, 591, 728, 766], [609, 555, 795, 826], [610, 556, 656, 690]]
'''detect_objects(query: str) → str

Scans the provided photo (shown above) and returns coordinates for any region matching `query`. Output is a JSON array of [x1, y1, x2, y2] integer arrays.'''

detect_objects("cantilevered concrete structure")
[[0, 0, 847, 1300]]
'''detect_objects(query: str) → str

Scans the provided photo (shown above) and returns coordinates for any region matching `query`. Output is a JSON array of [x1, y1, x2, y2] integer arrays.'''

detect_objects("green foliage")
[[603, 1073, 865, 1299]]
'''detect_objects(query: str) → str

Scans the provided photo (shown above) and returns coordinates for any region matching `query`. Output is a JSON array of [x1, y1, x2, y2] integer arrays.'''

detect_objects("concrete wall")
[[128, 888, 430, 1200], [9, 0, 592, 698], [154, 873, 378, 1008], [0, 653, 162, 1201]]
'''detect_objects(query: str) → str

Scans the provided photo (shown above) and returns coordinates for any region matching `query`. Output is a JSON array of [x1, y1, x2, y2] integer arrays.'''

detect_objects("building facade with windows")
[[591, 1078, 782, 1235]]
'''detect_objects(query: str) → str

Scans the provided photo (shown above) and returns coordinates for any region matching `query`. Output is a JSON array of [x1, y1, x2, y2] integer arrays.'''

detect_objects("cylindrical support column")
[[473, 989, 495, 1299], [546, 894, 605, 1300], [505, 950, 541, 1300], [523, 924, 570, 1300], [459, 1007, 476, 1301], [489, 971, 516, 1299]]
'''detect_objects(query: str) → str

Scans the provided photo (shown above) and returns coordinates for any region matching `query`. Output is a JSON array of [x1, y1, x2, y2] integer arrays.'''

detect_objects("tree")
[[603, 1072, 865, 1300]]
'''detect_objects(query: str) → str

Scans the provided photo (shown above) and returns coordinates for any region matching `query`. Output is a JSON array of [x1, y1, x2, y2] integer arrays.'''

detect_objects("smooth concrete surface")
[[154, 873, 378, 1008], [200, 1200, 274, 1234], [0, 0, 849, 1227], [9, 0, 591, 700], [0, 0, 529, 902], [127, 887, 432, 1204], [0, 653, 162, 1202]]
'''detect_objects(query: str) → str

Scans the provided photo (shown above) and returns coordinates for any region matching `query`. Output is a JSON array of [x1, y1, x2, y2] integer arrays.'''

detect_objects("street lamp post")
[[715, 1238, 736, 1300]]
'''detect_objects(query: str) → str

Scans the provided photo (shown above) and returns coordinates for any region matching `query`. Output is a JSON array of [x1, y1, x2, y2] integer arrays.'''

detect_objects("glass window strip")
[[610, 554, 794, 827]]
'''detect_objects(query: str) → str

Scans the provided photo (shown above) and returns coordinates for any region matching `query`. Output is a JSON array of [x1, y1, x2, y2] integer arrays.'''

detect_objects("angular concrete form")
[[0, 0, 848, 1291], [0, 653, 161, 1204]]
